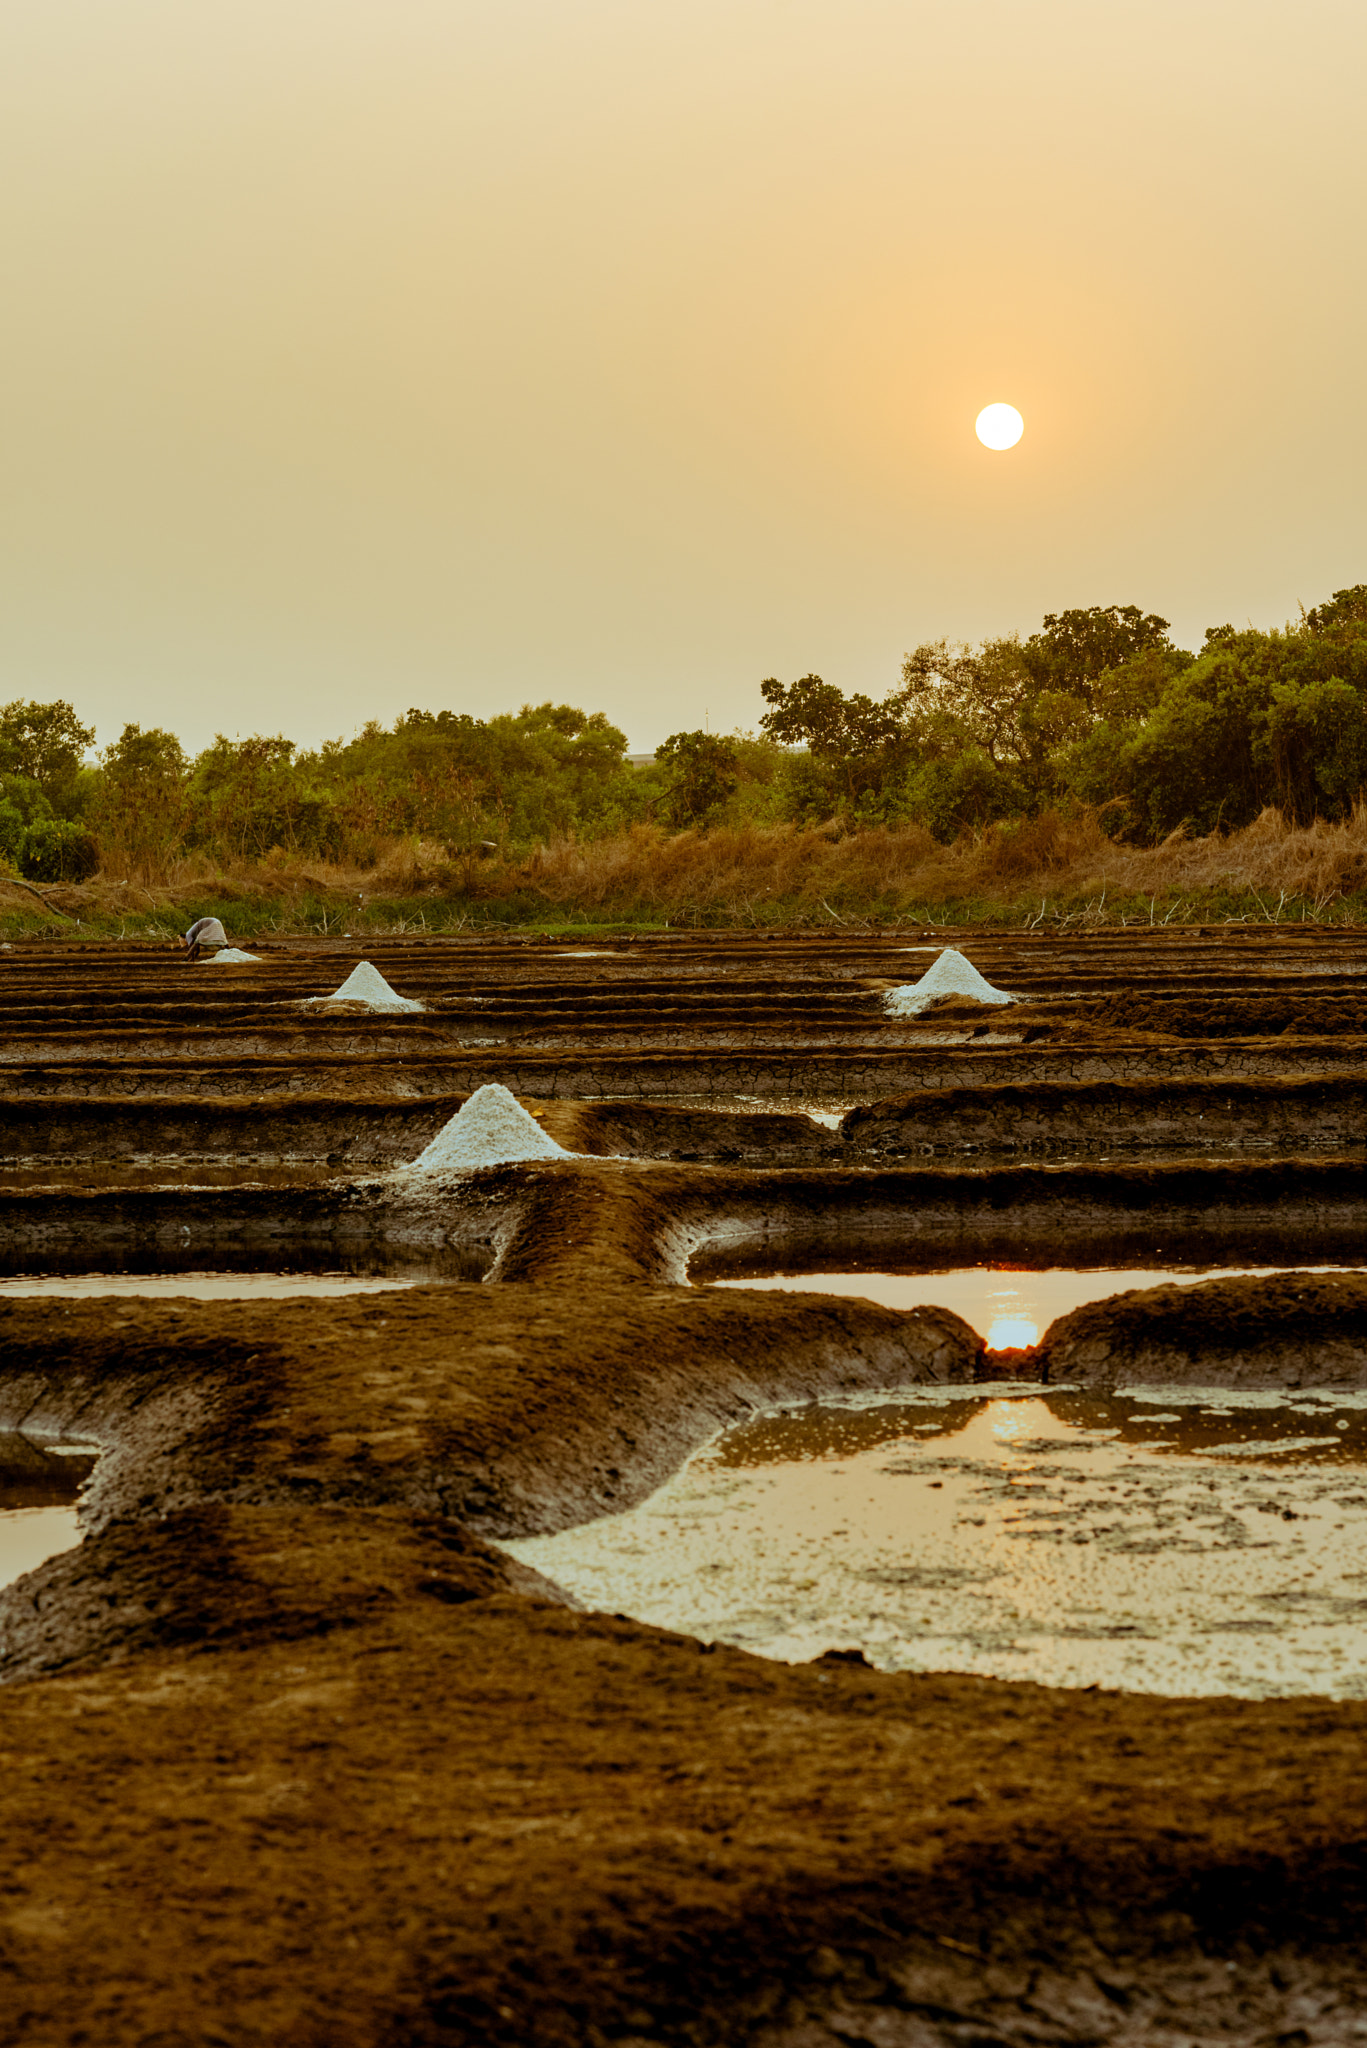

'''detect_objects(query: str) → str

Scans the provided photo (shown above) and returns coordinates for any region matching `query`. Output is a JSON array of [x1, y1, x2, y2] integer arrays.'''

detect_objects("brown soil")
[[840, 1073, 1367, 1156], [5, 1279, 1367, 2046], [1036, 1269, 1367, 1387], [1087, 992, 1367, 1037], [3, 932, 1367, 2045]]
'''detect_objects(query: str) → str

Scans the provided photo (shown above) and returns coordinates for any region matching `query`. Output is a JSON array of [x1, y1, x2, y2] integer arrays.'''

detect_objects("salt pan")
[[309, 960, 424, 1013], [401, 1083, 570, 1174], [883, 946, 1017, 1016]]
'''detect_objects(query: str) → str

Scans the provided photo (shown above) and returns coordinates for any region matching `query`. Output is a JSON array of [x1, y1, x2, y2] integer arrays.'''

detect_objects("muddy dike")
[[0, 1286, 981, 1567], [1036, 1269, 1367, 1387], [0, 1093, 845, 1169], [10, 1037, 1367, 1106], [1088, 991, 1367, 1036], [0, 1092, 469, 1165], [840, 1072, 1367, 1156]]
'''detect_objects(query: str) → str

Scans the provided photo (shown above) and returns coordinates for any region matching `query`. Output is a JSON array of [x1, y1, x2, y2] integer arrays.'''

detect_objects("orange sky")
[[0, 0, 1363, 752]]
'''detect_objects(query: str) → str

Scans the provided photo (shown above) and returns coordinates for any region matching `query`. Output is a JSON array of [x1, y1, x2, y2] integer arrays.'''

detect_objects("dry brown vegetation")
[[497, 805, 1367, 926], [8, 805, 1367, 934]]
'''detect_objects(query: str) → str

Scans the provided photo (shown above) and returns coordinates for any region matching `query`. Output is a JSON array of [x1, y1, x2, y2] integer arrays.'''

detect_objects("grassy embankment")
[[6, 805, 1367, 940]]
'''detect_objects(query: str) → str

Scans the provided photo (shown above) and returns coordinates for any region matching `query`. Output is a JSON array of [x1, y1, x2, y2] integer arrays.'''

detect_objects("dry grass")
[[498, 808, 1367, 925], [17, 808, 1367, 934]]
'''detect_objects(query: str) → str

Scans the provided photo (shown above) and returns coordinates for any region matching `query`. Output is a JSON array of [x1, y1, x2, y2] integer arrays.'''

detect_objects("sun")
[[975, 402, 1024, 451]]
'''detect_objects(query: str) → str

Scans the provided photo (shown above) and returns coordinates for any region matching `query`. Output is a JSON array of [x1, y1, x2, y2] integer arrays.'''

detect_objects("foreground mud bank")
[[5, 1278, 1367, 2044], [3, 930, 1367, 2044], [6, 1573, 1367, 2048]]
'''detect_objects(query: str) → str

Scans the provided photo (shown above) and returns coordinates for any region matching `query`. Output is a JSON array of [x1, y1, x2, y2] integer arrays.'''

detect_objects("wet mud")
[[2, 932, 1367, 2044]]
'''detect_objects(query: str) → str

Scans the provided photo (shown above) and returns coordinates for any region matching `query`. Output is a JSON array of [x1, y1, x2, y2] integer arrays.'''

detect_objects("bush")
[[20, 819, 100, 883], [0, 799, 26, 869], [902, 751, 1025, 842]]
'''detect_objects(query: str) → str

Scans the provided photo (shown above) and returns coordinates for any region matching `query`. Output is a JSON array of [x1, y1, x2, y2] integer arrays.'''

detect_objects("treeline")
[[0, 702, 640, 882], [751, 583, 1367, 841], [2, 581, 1365, 884]]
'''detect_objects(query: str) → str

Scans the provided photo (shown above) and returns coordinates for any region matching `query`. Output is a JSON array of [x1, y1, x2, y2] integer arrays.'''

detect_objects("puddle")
[[0, 1271, 424, 1301], [623, 1095, 861, 1125], [0, 1432, 97, 1594], [504, 1387, 1367, 1698], [706, 1264, 1362, 1349]]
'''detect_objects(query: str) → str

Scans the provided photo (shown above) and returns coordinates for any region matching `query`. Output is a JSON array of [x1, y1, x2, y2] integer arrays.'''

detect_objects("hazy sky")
[[1, 0, 1364, 754]]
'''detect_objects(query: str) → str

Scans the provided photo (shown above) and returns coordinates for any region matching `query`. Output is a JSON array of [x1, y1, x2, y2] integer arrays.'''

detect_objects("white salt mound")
[[311, 960, 424, 1013], [402, 1083, 570, 1174], [209, 947, 262, 964], [883, 946, 1017, 1016]]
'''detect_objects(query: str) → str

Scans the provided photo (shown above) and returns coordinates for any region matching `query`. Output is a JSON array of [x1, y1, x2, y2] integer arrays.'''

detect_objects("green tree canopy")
[[0, 699, 95, 812], [655, 730, 739, 825]]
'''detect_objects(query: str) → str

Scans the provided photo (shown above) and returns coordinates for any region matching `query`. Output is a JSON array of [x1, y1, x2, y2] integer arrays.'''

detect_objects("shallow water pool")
[[504, 1385, 1367, 1698], [708, 1264, 1361, 1348], [0, 1270, 423, 1301], [0, 1434, 97, 1596]]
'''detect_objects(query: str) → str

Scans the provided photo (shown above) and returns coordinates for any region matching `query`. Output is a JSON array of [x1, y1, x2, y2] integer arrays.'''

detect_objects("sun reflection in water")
[[987, 1400, 1031, 1444]]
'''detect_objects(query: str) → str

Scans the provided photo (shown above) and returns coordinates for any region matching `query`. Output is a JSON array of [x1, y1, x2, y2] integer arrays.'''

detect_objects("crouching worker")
[[181, 916, 227, 962]]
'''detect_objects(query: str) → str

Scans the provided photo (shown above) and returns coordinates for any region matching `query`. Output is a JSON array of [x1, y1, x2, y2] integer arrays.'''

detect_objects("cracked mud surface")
[[2, 930, 1367, 2045]]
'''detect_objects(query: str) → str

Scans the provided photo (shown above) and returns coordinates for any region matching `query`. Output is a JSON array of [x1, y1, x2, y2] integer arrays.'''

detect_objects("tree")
[[0, 699, 95, 813], [94, 724, 189, 874], [1024, 605, 1180, 696], [655, 731, 739, 825], [758, 674, 910, 811], [1305, 584, 1367, 639], [312, 701, 632, 854], [1106, 607, 1367, 838], [898, 637, 1062, 801], [899, 608, 1187, 810], [189, 735, 341, 859], [1266, 676, 1367, 821], [102, 724, 187, 784]]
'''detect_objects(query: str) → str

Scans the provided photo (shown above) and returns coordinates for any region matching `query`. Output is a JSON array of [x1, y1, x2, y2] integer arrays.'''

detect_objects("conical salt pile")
[[883, 947, 1017, 1017], [402, 1083, 570, 1174], [310, 960, 425, 1013]]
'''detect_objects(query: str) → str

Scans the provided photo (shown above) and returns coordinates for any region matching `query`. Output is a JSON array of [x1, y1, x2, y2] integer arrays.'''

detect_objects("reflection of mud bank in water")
[[709, 1261, 1365, 1348], [0, 1181, 508, 1266], [504, 1385, 1367, 1698], [682, 1158, 1367, 1284], [0, 1242, 490, 1285]]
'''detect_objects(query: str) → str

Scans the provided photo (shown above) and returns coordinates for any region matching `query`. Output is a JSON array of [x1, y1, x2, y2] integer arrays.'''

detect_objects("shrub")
[[20, 819, 100, 883]]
